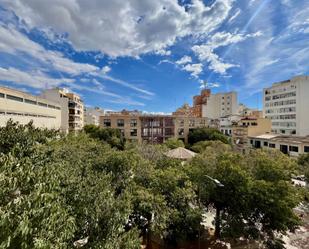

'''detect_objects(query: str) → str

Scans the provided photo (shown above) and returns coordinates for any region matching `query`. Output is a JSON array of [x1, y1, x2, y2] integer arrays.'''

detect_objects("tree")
[[187, 147, 301, 247], [163, 138, 185, 149], [188, 127, 230, 145], [191, 140, 231, 153], [297, 153, 309, 181], [84, 124, 125, 149]]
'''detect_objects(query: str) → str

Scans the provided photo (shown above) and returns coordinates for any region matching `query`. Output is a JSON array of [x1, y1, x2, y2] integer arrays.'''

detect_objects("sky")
[[0, 0, 308, 113]]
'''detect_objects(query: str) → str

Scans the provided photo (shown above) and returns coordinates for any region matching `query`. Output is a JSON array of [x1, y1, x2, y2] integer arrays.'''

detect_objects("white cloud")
[[228, 8, 241, 23], [1, 0, 234, 57], [199, 80, 220, 88], [101, 66, 111, 74], [176, 55, 192, 65], [0, 67, 73, 88], [192, 31, 261, 74], [182, 63, 203, 78]]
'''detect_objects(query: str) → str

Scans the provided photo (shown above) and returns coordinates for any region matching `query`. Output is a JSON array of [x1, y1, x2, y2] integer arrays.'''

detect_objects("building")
[[173, 89, 211, 117], [41, 88, 84, 133], [238, 103, 263, 118], [99, 110, 208, 144], [232, 117, 272, 152], [219, 114, 242, 136], [84, 107, 104, 126], [249, 134, 309, 157], [263, 75, 309, 136], [202, 91, 238, 119], [0, 85, 61, 129]]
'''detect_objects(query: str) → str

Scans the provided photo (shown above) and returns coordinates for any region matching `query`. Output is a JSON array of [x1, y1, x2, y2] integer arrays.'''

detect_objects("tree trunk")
[[214, 207, 221, 239]]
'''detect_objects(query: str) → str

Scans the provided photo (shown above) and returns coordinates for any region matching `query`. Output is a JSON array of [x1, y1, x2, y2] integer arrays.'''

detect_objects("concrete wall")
[[0, 86, 61, 129]]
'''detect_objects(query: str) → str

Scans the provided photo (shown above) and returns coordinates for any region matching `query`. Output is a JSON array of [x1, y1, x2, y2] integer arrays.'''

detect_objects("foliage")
[[163, 138, 185, 149], [187, 147, 301, 246], [297, 152, 309, 181], [84, 124, 125, 149], [191, 140, 232, 153], [188, 127, 230, 145]]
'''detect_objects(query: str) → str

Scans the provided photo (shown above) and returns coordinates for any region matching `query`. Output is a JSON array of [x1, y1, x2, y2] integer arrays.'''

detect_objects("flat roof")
[[249, 134, 309, 144]]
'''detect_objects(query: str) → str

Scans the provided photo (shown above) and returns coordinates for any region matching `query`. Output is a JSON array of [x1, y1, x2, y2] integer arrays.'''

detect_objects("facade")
[[263, 75, 309, 136], [249, 134, 309, 157], [99, 111, 208, 143], [238, 103, 263, 118], [0, 85, 61, 129], [202, 91, 238, 119], [232, 117, 272, 152], [41, 88, 84, 133], [219, 114, 242, 136], [84, 107, 104, 126]]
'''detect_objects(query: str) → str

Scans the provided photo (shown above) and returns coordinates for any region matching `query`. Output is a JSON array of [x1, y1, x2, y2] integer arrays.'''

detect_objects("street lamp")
[[198, 175, 224, 249]]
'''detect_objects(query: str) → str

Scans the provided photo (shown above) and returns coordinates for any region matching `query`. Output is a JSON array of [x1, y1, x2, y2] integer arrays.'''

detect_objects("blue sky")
[[0, 0, 308, 113]]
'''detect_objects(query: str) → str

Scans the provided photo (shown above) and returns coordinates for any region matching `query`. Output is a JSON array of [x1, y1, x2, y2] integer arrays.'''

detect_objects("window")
[[0, 92, 4, 98], [130, 119, 137, 127], [264, 141, 268, 146], [289, 146, 299, 152], [304, 146, 309, 153], [103, 119, 111, 127], [119, 129, 125, 136], [165, 128, 173, 136], [7, 94, 23, 102], [117, 119, 124, 127], [250, 140, 253, 144], [38, 102, 47, 107], [178, 128, 184, 136], [269, 143, 276, 148], [25, 99, 37, 105], [178, 119, 184, 127], [189, 119, 195, 127], [130, 129, 137, 137]]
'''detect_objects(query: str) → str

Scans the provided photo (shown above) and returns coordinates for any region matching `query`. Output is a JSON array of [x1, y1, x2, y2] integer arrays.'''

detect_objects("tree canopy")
[[188, 127, 230, 145], [0, 121, 304, 249]]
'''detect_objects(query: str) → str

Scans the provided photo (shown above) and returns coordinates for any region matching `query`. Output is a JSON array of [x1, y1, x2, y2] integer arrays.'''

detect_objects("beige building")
[[202, 91, 238, 119], [84, 107, 105, 126], [232, 117, 272, 152], [263, 75, 309, 136], [41, 88, 84, 133], [99, 110, 208, 143], [249, 134, 309, 157], [0, 85, 61, 129]]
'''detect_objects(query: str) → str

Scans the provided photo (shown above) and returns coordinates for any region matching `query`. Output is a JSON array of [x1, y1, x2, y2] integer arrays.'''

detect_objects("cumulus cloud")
[[0, 0, 234, 57], [176, 55, 192, 65], [182, 63, 203, 78]]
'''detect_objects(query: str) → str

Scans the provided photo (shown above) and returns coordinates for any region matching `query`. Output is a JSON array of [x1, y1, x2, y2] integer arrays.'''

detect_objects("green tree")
[[84, 124, 125, 149], [163, 138, 185, 149], [191, 140, 231, 153], [297, 153, 309, 181], [188, 127, 230, 145]]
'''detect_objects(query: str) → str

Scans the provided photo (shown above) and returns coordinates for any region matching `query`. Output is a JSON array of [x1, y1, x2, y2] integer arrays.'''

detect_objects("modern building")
[[99, 110, 208, 143], [263, 75, 309, 136], [238, 103, 263, 118], [231, 117, 272, 152], [41, 88, 84, 133], [84, 107, 104, 126], [202, 91, 238, 119], [249, 134, 309, 157], [0, 85, 61, 129], [219, 114, 242, 136]]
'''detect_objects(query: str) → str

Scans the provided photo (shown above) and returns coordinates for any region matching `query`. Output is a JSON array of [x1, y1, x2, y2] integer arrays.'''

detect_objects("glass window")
[[179, 119, 184, 127], [25, 99, 37, 105], [38, 102, 48, 107], [304, 146, 309, 153], [269, 143, 276, 148], [264, 141, 268, 146], [130, 119, 137, 127], [178, 128, 184, 136], [189, 119, 195, 127], [0, 92, 4, 98], [117, 119, 124, 127], [289, 146, 298, 152], [165, 128, 173, 136], [7, 94, 23, 102], [103, 119, 111, 127], [130, 129, 137, 136]]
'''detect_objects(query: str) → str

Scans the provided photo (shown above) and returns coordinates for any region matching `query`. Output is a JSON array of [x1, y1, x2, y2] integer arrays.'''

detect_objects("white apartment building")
[[0, 86, 61, 129], [202, 91, 238, 119], [84, 107, 104, 126], [263, 76, 309, 136], [41, 88, 84, 133]]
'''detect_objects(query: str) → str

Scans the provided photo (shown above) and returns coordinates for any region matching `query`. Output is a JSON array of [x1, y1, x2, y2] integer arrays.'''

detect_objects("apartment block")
[[84, 107, 104, 126], [41, 88, 84, 133], [99, 110, 208, 144], [263, 76, 309, 136], [232, 117, 272, 152], [0, 86, 61, 129], [202, 91, 238, 119], [249, 134, 309, 157]]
